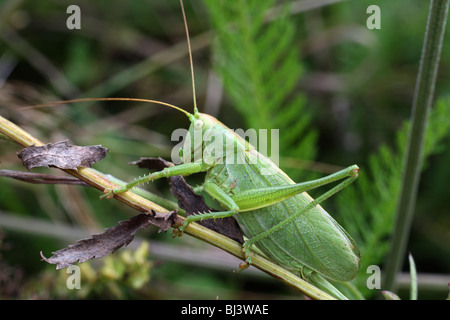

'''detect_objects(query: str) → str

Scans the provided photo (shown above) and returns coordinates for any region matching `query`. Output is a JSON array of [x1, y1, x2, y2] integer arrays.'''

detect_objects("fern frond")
[[203, 0, 317, 172]]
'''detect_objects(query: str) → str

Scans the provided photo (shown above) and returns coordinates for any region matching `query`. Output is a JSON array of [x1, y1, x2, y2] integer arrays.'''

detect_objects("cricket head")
[[181, 111, 242, 165], [183, 111, 221, 164]]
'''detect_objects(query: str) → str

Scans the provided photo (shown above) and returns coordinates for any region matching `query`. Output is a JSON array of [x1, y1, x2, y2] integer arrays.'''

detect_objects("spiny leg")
[[101, 162, 209, 199], [232, 165, 359, 211], [178, 209, 238, 233], [241, 172, 358, 266], [178, 181, 240, 233]]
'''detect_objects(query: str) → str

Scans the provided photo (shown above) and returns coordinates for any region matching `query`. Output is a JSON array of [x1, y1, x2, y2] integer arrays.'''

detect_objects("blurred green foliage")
[[0, 0, 449, 299]]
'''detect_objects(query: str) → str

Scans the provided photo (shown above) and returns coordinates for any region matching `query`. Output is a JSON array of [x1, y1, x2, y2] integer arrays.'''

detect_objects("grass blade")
[[383, 0, 450, 291]]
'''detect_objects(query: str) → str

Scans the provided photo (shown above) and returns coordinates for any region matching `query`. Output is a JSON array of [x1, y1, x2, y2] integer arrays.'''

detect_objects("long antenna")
[[23, 97, 191, 116], [180, 0, 198, 116]]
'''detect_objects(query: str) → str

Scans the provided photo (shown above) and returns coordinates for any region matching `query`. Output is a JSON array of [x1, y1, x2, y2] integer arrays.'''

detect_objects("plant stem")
[[409, 253, 418, 300], [0, 114, 335, 300], [383, 0, 449, 292]]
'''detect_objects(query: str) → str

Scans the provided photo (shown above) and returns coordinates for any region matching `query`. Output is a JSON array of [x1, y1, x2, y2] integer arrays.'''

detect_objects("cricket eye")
[[194, 119, 203, 130]]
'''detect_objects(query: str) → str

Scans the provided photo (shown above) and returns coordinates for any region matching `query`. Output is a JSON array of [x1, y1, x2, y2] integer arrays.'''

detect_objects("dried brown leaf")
[[41, 211, 177, 269], [17, 140, 108, 170]]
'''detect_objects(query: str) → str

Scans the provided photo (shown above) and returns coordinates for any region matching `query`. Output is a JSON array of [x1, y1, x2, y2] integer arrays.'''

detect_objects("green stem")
[[383, 0, 449, 292], [409, 253, 418, 300]]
